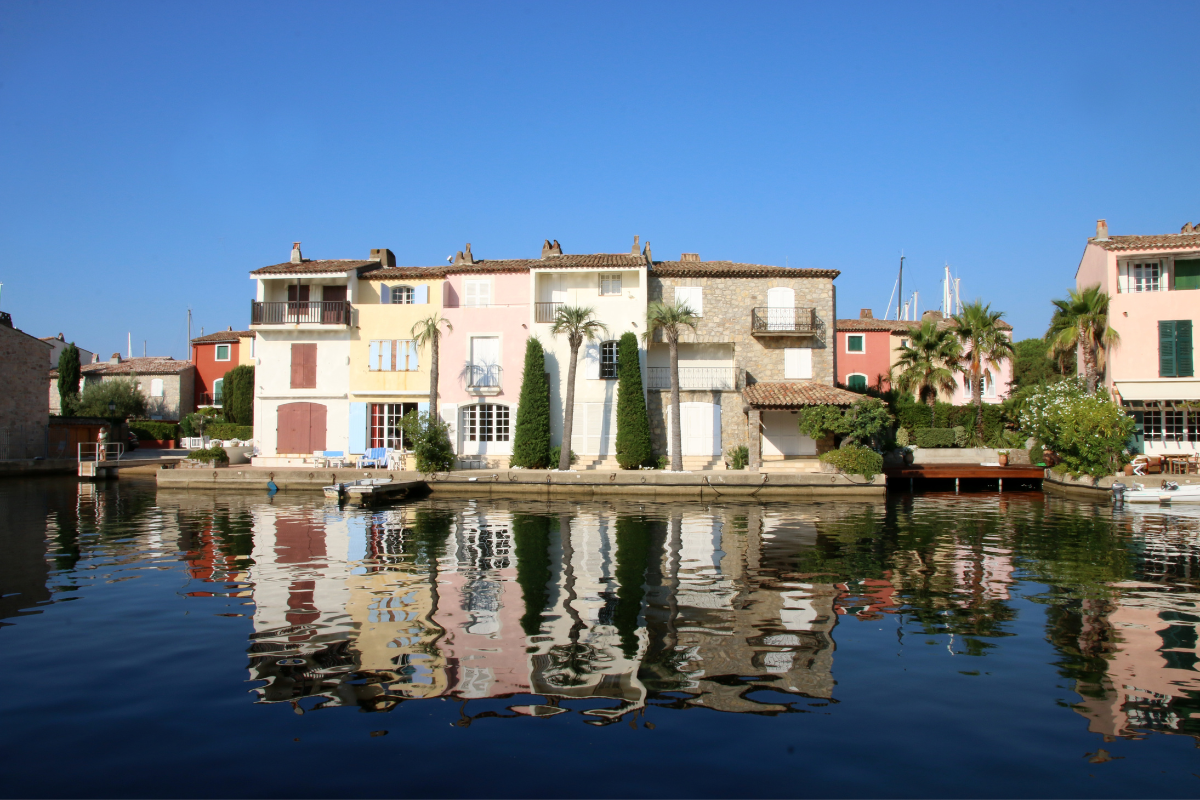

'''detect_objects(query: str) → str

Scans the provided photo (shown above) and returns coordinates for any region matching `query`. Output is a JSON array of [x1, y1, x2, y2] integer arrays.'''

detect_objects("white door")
[[668, 402, 721, 456], [761, 410, 816, 457], [767, 287, 795, 331]]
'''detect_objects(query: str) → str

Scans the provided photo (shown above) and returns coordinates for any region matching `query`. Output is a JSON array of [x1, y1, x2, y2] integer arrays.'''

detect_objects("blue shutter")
[[414, 284, 428, 304], [349, 403, 367, 454], [368, 340, 379, 372], [381, 284, 391, 304], [381, 340, 392, 371], [1160, 321, 1177, 377], [418, 401, 430, 421], [1177, 320, 1194, 378], [410, 340, 420, 371]]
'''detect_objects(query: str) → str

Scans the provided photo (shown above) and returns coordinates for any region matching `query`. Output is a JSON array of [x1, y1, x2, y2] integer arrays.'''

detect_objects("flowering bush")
[[1018, 380, 1134, 479]]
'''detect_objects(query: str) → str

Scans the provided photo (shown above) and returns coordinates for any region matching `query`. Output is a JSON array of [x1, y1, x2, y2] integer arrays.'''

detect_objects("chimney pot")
[[290, 242, 302, 264], [110, 353, 121, 364], [1095, 220, 1108, 240], [631, 235, 640, 255], [860, 308, 873, 319]]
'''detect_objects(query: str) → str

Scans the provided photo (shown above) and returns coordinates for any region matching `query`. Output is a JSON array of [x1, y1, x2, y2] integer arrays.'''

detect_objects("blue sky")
[[2, 1, 1198, 357]]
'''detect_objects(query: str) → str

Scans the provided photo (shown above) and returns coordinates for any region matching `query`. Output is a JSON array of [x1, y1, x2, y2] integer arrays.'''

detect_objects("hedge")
[[915, 428, 957, 448], [819, 445, 883, 478], [204, 423, 253, 441], [187, 445, 229, 463], [894, 395, 1007, 445], [129, 421, 178, 442]]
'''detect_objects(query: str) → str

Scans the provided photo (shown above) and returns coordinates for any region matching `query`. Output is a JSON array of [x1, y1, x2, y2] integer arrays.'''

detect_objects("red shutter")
[[304, 344, 317, 388], [309, 403, 327, 451], [277, 402, 326, 453], [291, 344, 317, 389]]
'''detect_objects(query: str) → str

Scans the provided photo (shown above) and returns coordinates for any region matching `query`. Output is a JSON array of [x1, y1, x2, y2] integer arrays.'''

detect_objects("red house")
[[190, 329, 255, 408]]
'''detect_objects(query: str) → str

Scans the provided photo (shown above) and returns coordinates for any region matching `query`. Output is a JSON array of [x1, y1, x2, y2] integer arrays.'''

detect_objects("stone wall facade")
[[0, 319, 51, 459], [645, 274, 836, 457]]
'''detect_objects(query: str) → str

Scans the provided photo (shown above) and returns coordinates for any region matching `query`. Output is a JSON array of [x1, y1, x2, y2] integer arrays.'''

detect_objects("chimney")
[[369, 248, 396, 268], [680, 253, 700, 262], [630, 235, 640, 255], [642, 241, 652, 263], [91, 353, 100, 364], [860, 308, 873, 319], [227, 326, 232, 331], [452, 243, 477, 266], [1095, 220, 1108, 240], [290, 242, 302, 263], [110, 353, 122, 364], [57, 333, 65, 340], [922, 310, 942, 321]]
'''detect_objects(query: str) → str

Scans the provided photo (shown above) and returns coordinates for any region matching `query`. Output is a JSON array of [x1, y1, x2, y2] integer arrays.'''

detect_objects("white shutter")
[[571, 403, 588, 456], [583, 342, 600, 379], [464, 281, 477, 307], [409, 340, 419, 371], [440, 403, 458, 454], [784, 348, 812, 379], [368, 340, 380, 372], [381, 284, 391, 304], [675, 286, 702, 317]]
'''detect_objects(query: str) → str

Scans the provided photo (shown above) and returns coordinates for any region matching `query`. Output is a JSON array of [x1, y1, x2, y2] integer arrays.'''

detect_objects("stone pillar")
[[748, 407, 761, 470]]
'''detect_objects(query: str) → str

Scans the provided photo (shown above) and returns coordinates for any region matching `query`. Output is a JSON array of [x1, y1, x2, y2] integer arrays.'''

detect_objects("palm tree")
[[1046, 284, 1119, 393], [411, 314, 453, 418], [643, 299, 699, 471], [550, 306, 608, 470], [893, 318, 961, 425], [952, 300, 1015, 441]]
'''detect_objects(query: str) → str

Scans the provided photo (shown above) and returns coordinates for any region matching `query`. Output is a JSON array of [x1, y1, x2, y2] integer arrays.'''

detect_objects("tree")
[[1011, 337, 1073, 390], [615, 332, 653, 469], [798, 398, 894, 450], [643, 299, 699, 471], [511, 336, 552, 468], [1046, 284, 1119, 393], [550, 306, 608, 470], [77, 378, 146, 419], [221, 365, 254, 425], [57, 343, 81, 416], [1019, 380, 1134, 479], [411, 314, 453, 419], [399, 410, 455, 472], [952, 300, 1015, 441], [892, 318, 961, 425]]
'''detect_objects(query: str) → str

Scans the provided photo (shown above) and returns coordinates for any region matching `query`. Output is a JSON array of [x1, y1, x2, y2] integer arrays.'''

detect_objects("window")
[[290, 343, 317, 389], [600, 274, 622, 296], [900, 338, 910, 348], [208, 378, 218, 402], [151, 378, 165, 398], [369, 340, 419, 372], [600, 340, 619, 378], [1143, 409, 1163, 442], [674, 286, 703, 316], [1127, 261, 1162, 293], [1176, 259, 1200, 291], [1159, 320, 1194, 378], [784, 348, 812, 379], [846, 334, 864, 353], [390, 285, 414, 304], [464, 279, 491, 307], [370, 403, 419, 449], [964, 374, 996, 398], [469, 336, 501, 387], [215, 344, 231, 361], [462, 404, 510, 442], [846, 374, 868, 391], [1164, 409, 1185, 442]]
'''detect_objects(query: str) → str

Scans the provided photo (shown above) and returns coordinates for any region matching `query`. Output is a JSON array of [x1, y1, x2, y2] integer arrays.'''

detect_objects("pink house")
[[836, 308, 1013, 403], [437, 246, 532, 466], [1075, 219, 1200, 455]]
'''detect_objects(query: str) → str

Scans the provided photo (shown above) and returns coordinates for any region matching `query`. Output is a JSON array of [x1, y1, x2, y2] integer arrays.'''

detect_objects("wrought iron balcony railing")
[[198, 392, 223, 407], [467, 364, 503, 389], [750, 307, 821, 336], [647, 367, 738, 391], [535, 302, 563, 323], [251, 300, 351, 325]]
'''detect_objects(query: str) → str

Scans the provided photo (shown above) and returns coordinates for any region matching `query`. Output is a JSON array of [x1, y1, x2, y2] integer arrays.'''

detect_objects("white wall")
[[254, 331, 352, 456]]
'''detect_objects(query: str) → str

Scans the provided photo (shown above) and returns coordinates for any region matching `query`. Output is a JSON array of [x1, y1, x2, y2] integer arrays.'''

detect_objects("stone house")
[[39, 333, 95, 369], [55, 355, 196, 421], [0, 312, 52, 459], [647, 257, 860, 469]]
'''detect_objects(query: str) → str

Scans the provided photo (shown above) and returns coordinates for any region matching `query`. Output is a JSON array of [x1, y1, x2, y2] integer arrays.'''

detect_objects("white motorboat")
[[323, 478, 392, 501], [1119, 481, 1200, 504]]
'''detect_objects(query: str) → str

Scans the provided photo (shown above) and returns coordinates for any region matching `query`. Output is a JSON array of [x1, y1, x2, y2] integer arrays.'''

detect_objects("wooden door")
[[277, 402, 327, 454], [290, 344, 317, 389], [287, 285, 310, 320]]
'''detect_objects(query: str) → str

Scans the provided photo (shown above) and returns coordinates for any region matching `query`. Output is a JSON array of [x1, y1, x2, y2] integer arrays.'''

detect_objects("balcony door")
[[470, 336, 501, 388], [287, 285, 310, 321], [767, 287, 794, 331], [321, 286, 347, 324]]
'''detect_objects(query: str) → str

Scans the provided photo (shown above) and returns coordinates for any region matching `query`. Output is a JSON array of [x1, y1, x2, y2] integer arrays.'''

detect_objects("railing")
[[251, 300, 351, 325], [647, 367, 738, 391], [750, 307, 821, 335], [78, 442, 124, 462], [467, 364, 503, 389], [198, 392, 222, 406], [535, 302, 563, 323]]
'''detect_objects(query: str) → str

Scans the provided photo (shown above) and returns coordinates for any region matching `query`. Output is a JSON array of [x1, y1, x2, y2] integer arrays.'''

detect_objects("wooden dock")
[[884, 463, 1044, 491], [341, 480, 427, 506]]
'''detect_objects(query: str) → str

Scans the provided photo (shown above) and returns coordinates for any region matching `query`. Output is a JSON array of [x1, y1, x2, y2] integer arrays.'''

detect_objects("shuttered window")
[[1159, 320, 1194, 378], [368, 340, 419, 371], [464, 279, 491, 307], [674, 286, 703, 316], [1175, 259, 1200, 291], [290, 343, 317, 388]]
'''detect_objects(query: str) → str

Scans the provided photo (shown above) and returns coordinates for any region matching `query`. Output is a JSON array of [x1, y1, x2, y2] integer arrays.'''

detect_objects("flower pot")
[[998, 453, 1008, 467]]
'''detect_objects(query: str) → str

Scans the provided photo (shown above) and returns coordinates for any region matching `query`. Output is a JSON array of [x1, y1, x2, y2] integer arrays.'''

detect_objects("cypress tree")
[[222, 364, 254, 424], [57, 343, 81, 416], [511, 336, 551, 468], [513, 514, 553, 636], [615, 332, 653, 468]]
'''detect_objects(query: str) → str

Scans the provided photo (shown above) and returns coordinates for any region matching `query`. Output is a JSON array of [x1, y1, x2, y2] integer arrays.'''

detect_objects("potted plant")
[[997, 449, 1009, 467]]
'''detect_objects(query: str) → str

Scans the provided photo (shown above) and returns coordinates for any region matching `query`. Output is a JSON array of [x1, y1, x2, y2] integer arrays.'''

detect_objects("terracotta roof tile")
[[78, 357, 194, 376], [651, 261, 840, 279], [837, 316, 1012, 333], [742, 381, 864, 408], [251, 259, 376, 276], [190, 330, 253, 344], [359, 266, 446, 280], [1090, 233, 1200, 252]]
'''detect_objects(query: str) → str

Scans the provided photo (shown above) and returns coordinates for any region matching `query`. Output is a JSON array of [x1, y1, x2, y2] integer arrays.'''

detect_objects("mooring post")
[[955, 477, 960, 493]]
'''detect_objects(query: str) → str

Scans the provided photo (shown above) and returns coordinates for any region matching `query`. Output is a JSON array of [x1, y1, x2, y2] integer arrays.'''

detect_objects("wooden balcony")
[[251, 301, 351, 326]]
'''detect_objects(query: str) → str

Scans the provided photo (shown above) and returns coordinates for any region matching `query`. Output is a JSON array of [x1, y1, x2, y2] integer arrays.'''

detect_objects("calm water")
[[2, 478, 1198, 798]]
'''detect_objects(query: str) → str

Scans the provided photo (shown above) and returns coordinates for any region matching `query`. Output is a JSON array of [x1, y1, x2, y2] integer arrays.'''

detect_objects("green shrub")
[[727, 445, 749, 470], [204, 423, 253, 441], [953, 425, 969, 447], [1028, 438, 1045, 466], [57, 343, 81, 416], [819, 445, 883, 478], [511, 337, 552, 468], [187, 445, 229, 463], [222, 365, 254, 425], [1018, 380, 1134, 479], [129, 421, 178, 442], [915, 428, 956, 448], [656, 455, 669, 470], [615, 332, 653, 468], [896, 427, 910, 447], [549, 446, 577, 467], [77, 378, 146, 420], [400, 411, 455, 472], [799, 398, 894, 450]]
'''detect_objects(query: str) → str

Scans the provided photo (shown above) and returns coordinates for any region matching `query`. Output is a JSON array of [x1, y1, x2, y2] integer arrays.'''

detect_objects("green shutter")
[[1160, 321, 1177, 377], [1174, 260, 1200, 291], [847, 374, 867, 390], [1177, 320, 1194, 377]]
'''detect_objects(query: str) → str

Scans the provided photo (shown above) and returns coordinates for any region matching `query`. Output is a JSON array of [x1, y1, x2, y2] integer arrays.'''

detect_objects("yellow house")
[[349, 255, 444, 453]]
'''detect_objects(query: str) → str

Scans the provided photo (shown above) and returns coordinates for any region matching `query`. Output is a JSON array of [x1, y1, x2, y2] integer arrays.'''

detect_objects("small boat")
[[1119, 481, 1200, 504], [323, 478, 393, 502]]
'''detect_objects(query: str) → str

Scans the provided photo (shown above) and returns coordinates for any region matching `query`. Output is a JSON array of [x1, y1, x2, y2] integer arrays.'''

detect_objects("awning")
[[1113, 380, 1200, 403]]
